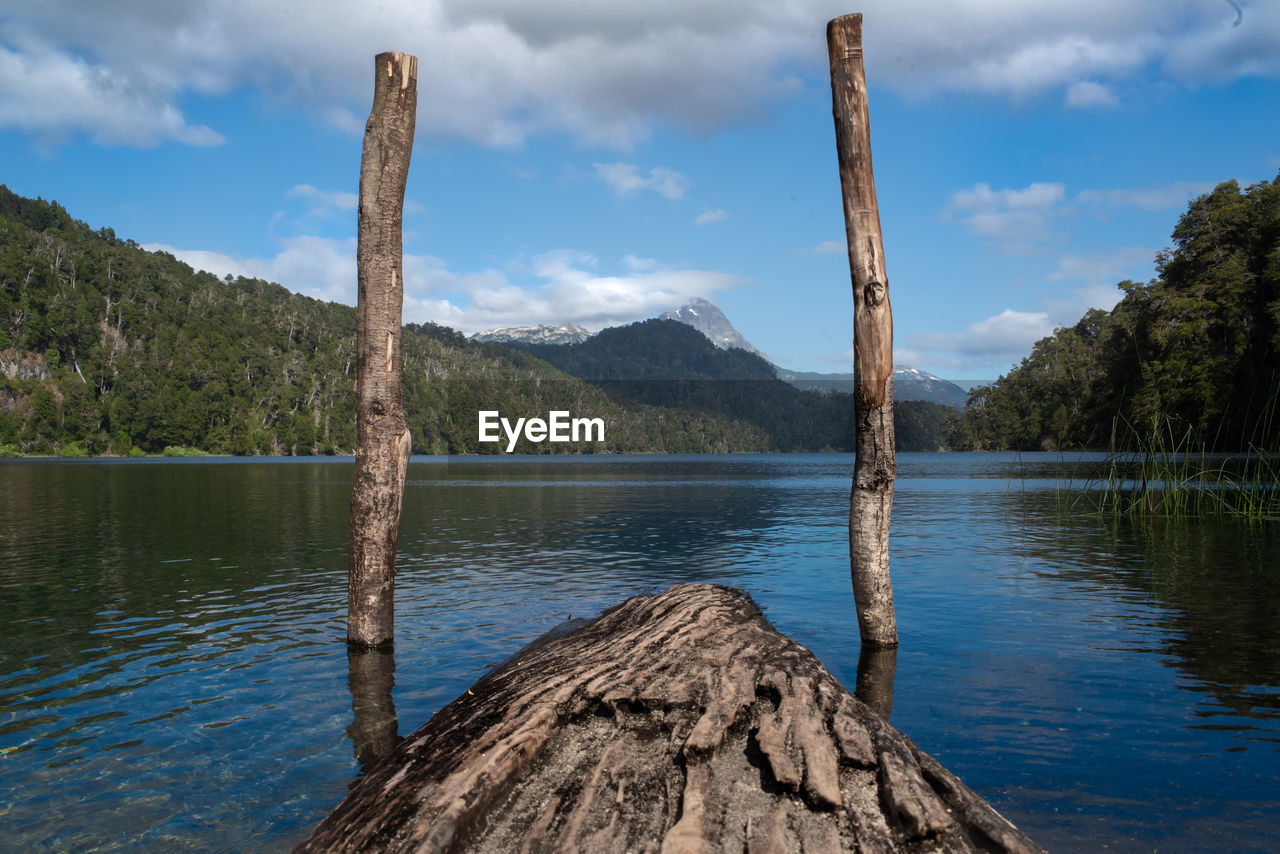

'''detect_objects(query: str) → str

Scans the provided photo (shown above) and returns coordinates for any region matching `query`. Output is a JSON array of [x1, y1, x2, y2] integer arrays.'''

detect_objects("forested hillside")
[[0, 186, 958, 456], [955, 174, 1280, 451], [0, 187, 769, 455]]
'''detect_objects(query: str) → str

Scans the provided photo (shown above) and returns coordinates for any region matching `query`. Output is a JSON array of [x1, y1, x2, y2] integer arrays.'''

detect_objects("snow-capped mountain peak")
[[470, 323, 593, 346], [660, 297, 765, 358]]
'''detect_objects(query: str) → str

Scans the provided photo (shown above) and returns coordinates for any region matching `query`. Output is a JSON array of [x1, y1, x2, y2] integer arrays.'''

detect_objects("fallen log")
[[297, 584, 1043, 853]]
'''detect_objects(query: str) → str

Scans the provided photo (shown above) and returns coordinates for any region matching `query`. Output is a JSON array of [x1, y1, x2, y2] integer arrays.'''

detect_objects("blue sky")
[[2, 1, 1278, 383]]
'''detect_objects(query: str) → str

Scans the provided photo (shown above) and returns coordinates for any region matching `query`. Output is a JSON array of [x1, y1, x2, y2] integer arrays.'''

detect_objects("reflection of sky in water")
[[0, 453, 1276, 851]]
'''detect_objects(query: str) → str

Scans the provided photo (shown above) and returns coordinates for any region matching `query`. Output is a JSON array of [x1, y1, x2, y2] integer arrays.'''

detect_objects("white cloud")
[[145, 238, 737, 334], [0, 31, 222, 147], [1064, 80, 1119, 109], [622, 254, 658, 272], [594, 162, 689, 200], [961, 309, 1053, 356], [145, 245, 249, 281], [901, 308, 1055, 376], [286, 183, 358, 213], [420, 253, 739, 332], [957, 34, 1149, 99], [5, 1, 1277, 148], [146, 237, 359, 304], [872, 2, 1279, 100], [951, 182, 1066, 210], [946, 181, 1066, 246], [694, 209, 728, 225], [800, 240, 845, 255], [1041, 247, 1156, 322], [1048, 246, 1154, 286], [1161, 0, 1280, 83], [1076, 181, 1216, 211], [1043, 282, 1128, 323], [899, 243, 1159, 377]]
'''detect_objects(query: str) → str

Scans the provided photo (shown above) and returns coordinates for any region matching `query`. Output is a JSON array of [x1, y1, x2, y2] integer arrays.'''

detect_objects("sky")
[[2, 1, 1278, 384]]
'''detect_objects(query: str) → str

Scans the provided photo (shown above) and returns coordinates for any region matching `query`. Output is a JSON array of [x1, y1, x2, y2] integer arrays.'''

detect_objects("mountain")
[[504, 318, 962, 452], [471, 323, 592, 346], [661, 297, 766, 359], [0, 186, 770, 456], [510, 319, 847, 451], [776, 366, 970, 408], [513, 319, 777, 382], [893, 368, 970, 407], [659, 297, 968, 408]]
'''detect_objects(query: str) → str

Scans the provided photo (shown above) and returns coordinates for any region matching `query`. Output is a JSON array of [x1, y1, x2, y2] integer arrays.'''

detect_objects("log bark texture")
[[297, 584, 1043, 854], [348, 51, 417, 649], [828, 14, 898, 648]]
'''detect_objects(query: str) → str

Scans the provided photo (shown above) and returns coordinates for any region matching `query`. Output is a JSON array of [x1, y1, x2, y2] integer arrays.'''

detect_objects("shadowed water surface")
[[0, 453, 1276, 851]]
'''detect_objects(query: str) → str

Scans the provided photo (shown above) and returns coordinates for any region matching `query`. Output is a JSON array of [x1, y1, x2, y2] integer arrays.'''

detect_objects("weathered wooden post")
[[348, 51, 417, 648], [828, 14, 898, 647]]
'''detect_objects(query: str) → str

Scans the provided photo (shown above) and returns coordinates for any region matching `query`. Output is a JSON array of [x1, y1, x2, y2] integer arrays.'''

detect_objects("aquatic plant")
[[1060, 412, 1278, 521]]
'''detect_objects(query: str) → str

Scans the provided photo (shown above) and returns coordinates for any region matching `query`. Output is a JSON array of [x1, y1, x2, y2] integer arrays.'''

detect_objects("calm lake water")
[[1, 454, 1277, 851]]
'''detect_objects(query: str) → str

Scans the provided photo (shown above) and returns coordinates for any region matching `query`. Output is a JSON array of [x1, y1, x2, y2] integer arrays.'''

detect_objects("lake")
[[1, 453, 1277, 851]]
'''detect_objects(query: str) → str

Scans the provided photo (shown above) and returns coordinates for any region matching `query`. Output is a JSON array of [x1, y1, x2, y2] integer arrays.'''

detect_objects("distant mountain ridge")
[[776, 366, 970, 409], [477, 297, 971, 408], [472, 323, 592, 345], [658, 297, 969, 408], [502, 318, 963, 451]]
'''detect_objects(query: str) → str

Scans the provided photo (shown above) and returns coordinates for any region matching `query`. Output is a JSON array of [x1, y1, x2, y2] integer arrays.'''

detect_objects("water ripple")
[[1, 454, 1278, 851]]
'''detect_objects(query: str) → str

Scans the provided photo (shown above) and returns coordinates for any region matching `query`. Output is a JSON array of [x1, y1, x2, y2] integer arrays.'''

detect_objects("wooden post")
[[348, 51, 417, 649], [828, 14, 898, 647]]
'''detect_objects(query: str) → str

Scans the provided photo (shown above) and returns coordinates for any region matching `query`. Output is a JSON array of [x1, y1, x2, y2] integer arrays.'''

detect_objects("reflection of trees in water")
[[1004, 488, 1280, 717], [402, 459, 800, 583], [0, 462, 352, 672], [347, 647, 400, 770]]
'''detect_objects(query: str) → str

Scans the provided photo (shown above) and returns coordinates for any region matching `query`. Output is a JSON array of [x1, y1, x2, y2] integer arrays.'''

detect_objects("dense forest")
[[954, 174, 1280, 451], [0, 187, 774, 455], [17, 173, 1270, 459], [0, 186, 955, 456]]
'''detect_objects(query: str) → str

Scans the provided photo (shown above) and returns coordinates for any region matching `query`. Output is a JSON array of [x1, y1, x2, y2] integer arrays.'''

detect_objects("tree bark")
[[828, 14, 898, 647], [348, 51, 417, 649], [296, 585, 1044, 854]]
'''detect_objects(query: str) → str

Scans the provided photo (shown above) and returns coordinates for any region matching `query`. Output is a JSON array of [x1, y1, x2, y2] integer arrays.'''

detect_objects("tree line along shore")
[[2, 174, 1276, 457]]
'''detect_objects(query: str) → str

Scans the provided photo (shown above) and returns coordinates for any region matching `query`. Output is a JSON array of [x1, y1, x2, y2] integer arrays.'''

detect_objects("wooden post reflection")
[[855, 643, 898, 719], [346, 646, 401, 768]]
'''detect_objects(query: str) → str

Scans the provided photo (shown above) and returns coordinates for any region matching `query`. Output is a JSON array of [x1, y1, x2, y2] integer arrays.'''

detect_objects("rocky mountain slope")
[[471, 323, 592, 346]]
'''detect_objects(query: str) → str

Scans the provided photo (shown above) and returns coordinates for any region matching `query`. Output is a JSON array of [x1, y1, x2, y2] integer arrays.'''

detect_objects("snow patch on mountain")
[[660, 297, 766, 359], [471, 324, 593, 346]]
